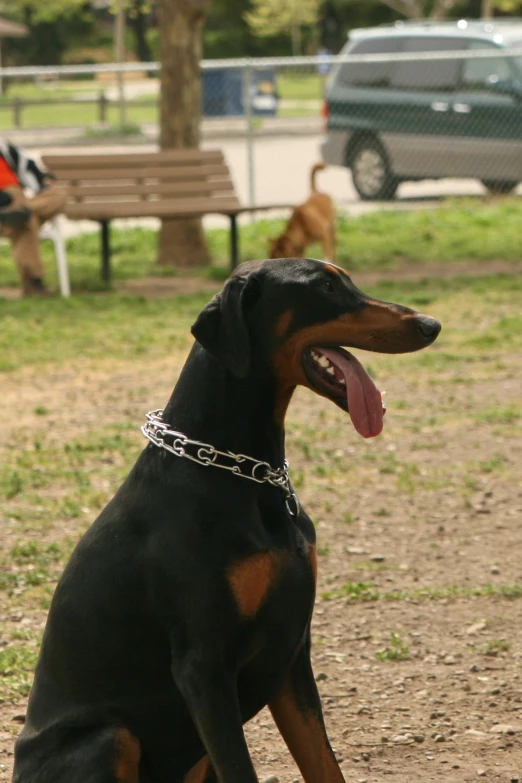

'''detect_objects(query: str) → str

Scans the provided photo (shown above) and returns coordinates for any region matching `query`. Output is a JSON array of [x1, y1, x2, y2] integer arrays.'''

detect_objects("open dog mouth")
[[302, 346, 386, 439]]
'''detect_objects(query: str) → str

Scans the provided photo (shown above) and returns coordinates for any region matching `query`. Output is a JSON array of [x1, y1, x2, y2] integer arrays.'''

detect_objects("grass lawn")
[[277, 71, 323, 101], [0, 197, 520, 293], [0, 98, 159, 131], [0, 71, 323, 130]]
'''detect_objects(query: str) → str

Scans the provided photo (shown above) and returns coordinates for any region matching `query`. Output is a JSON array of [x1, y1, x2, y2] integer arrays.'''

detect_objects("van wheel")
[[481, 179, 518, 195], [350, 139, 398, 201]]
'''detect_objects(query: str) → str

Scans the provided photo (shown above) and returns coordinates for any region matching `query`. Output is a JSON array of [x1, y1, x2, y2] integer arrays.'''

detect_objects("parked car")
[[321, 19, 522, 199]]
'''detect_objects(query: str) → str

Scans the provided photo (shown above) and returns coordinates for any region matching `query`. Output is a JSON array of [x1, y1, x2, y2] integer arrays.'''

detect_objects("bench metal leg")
[[230, 214, 239, 271], [100, 220, 111, 284]]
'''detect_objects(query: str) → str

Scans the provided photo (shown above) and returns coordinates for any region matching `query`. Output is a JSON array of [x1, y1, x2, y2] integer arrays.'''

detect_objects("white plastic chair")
[[39, 216, 70, 297]]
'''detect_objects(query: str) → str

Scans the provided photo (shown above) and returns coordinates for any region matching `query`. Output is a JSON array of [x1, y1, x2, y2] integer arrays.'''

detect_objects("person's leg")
[[29, 185, 69, 224], [1, 186, 48, 294], [0, 187, 31, 229]]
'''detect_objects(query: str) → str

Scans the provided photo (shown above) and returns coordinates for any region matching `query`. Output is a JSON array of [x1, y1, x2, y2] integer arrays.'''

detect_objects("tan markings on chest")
[[183, 756, 211, 783], [227, 551, 284, 618], [115, 728, 141, 783]]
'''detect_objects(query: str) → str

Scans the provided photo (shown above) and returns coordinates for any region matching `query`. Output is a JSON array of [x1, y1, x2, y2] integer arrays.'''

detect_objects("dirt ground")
[[1, 266, 522, 782]]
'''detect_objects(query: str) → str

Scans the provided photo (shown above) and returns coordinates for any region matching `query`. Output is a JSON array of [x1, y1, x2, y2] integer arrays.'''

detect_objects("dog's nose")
[[416, 315, 441, 343]]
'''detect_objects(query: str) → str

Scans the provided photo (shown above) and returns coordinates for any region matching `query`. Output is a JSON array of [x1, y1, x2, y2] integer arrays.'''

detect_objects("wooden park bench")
[[42, 149, 277, 284]]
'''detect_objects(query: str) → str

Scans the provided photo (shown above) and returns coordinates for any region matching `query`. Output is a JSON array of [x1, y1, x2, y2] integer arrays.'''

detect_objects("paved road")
[[27, 133, 521, 238]]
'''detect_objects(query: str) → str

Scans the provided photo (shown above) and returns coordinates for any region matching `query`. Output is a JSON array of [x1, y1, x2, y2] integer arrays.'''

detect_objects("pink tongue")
[[318, 347, 384, 439]]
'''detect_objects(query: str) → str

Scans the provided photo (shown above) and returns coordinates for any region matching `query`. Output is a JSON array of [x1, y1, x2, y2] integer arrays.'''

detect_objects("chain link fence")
[[1, 36, 522, 206]]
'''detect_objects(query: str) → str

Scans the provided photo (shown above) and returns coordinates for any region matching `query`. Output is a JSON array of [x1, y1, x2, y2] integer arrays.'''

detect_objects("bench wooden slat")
[[42, 148, 248, 279], [65, 196, 241, 221], [43, 149, 224, 170], [67, 180, 235, 200], [50, 164, 231, 183]]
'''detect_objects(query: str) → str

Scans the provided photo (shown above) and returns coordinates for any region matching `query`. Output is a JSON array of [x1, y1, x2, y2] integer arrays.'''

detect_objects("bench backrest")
[[41, 149, 237, 208]]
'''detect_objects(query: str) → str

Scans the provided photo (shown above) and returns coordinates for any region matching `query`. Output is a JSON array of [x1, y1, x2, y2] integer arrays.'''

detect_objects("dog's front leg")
[[172, 654, 258, 783], [269, 636, 345, 783]]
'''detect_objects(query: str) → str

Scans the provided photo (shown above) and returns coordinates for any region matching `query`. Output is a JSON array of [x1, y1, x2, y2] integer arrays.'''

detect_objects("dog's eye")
[[321, 279, 335, 294]]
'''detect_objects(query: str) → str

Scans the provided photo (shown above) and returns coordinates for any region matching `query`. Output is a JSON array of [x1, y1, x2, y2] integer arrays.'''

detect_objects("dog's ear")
[[191, 275, 259, 378]]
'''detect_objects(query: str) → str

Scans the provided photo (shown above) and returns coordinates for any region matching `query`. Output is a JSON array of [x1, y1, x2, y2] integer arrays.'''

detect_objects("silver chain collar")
[[141, 409, 300, 516]]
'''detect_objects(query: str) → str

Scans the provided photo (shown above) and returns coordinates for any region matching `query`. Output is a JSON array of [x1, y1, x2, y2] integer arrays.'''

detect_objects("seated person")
[[0, 139, 68, 296]]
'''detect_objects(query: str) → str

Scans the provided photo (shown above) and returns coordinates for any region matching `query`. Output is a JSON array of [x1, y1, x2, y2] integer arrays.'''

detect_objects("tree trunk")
[[157, 0, 211, 268], [291, 23, 302, 56], [481, 0, 493, 18], [130, 0, 152, 63]]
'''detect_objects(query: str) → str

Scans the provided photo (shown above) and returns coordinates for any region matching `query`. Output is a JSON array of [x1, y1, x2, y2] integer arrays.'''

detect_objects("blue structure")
[[202, 69, 278, 117]]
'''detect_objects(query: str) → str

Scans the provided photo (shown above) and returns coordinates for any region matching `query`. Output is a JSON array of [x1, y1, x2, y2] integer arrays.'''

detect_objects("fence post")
[[242, 60, 255, 218], [114, 1, 127, 128], [98, 90, 108, 123], [13, 97, 22, 128]]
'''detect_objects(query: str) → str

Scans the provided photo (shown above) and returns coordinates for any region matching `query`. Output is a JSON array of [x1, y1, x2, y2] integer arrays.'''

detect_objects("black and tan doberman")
[[13, 258, 441, 783]]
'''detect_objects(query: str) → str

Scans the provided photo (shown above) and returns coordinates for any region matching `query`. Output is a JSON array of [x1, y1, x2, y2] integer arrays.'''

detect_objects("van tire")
[[349, 138, 398, 201], [481, 179, 518, 195]]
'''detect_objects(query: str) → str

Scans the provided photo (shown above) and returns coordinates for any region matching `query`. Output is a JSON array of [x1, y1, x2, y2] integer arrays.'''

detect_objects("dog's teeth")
[[317, 356, 330, 368], [312, 350, 320, 359], [326, 366, 335, 376], [381, 391, 387, 398], [340, 378, 346, 385]]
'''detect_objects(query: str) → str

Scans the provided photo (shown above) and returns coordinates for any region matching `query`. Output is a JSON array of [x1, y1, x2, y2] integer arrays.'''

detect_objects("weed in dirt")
[[321, 581, 380, 602], [379, 453, 397, 474], [0, 633, 41, 700], [353, 560, 392, 572], [396, 463, 419, 494], [474, 406, 521, 425], [375, 633, 410, 661], [478, 452, 508, 474], [477, 639, 512, 656], [322, 582, 522, 603]]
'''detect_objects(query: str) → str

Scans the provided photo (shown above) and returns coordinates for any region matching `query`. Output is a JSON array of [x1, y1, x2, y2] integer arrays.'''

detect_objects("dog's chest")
[[227, 519, 317, 688]]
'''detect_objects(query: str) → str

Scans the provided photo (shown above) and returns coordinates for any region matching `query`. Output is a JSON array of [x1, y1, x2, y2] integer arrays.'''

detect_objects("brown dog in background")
[[269, 162, 336, 261]]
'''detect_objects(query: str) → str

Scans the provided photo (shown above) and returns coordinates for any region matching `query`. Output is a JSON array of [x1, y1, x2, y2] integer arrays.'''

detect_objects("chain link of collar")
[[141, 409, 300, 516]]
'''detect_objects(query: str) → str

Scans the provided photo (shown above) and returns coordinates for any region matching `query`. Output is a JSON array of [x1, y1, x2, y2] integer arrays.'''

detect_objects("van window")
[[390, 36, 465, 91], [338, 37, 405, 88], [461, 40, 514, 91]]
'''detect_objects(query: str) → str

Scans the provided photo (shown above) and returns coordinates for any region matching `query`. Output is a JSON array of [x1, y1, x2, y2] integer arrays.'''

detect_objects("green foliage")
[[375, 632, 410, 661], [477, 638, 512, 656], [492, 0, 522, 11], [0, 644, 39, 699], [245, 0, 321, 37], [1, 0, 86, 24], [3, 0, 95, 66]]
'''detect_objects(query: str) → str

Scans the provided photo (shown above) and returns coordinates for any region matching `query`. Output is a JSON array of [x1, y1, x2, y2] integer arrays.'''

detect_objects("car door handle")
[[453, 103, 471, 113], [431, 101, 449, 112]]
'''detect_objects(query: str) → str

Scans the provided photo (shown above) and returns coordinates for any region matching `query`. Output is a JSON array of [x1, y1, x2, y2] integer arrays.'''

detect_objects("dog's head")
[[269, 235, 297, 259], [191, 258, 441, 438]]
